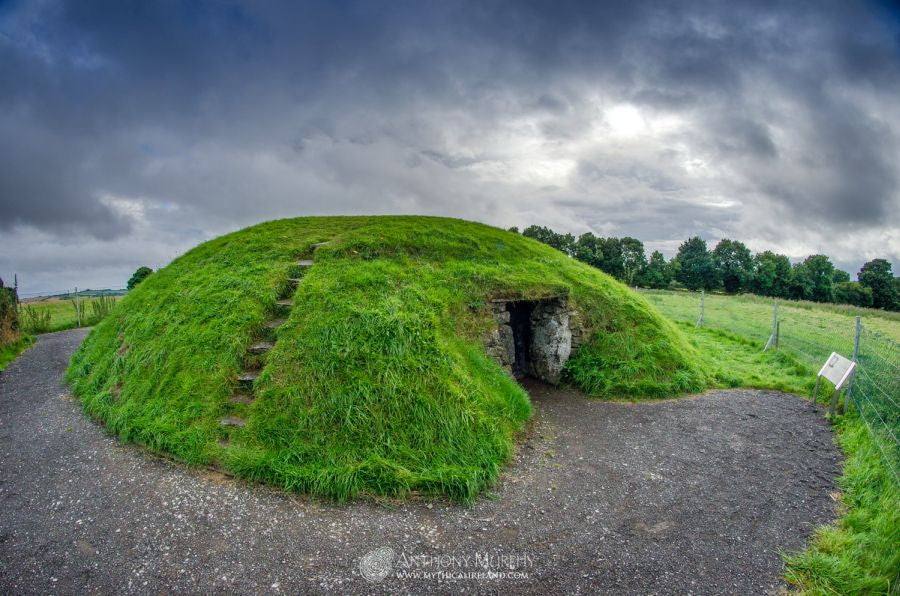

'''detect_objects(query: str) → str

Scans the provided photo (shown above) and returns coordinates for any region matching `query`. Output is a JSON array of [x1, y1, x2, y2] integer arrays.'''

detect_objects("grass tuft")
[[0, 335, 34, 372]]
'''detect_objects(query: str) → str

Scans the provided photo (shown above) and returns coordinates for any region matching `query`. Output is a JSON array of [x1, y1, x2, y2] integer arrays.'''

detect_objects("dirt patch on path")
[[0, 329, 841, 594]]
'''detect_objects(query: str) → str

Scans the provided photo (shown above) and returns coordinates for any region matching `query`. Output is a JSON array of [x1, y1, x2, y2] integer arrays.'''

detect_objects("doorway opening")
[[507, 301, 535, 378], [486, 297, 576, 385]]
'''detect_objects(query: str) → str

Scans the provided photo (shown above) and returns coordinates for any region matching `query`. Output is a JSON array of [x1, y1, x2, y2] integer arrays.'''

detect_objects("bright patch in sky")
[[605, 104, 647, 137]]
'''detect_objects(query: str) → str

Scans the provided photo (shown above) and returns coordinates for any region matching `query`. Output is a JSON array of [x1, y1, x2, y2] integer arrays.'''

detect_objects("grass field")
[[19, 296, 122, 334], [639, 289, 900, 364]]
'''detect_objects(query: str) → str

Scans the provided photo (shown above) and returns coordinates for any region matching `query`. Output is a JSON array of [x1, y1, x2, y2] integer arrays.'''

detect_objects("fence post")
[[775, 320, 780, 349], [696, 290, 704, 327], [844, 316, 862, 412], [763, 300, 778, 351], [75, 287, 81, 328]]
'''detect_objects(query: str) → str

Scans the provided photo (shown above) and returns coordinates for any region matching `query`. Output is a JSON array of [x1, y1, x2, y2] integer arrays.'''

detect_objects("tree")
[[674, 237, 718, 291], [506, 226, 519, 234], [712, 239, 752, 293], [522, 225, 575, 256], [620, 237, 647, 286], [640, 251, 673, 289], [789, 262, 814, 300], [832, 269, 850, 284], [790, 255, 835, 302], [668, 256, 681, 283], [597, 237, 625, 280], [574, 232, 604, 269], [833, 282, 873, 307], [127, 266, 153, 291], [806, 255, 836, 303], [858, 258, 899, 311], [751, 251, 791, 298]]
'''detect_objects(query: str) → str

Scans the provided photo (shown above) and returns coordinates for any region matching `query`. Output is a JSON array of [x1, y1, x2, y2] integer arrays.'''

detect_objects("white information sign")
[[817, 352, 856, 390]]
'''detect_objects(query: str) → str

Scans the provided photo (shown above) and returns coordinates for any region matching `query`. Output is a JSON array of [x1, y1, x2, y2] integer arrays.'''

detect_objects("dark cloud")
[[1, 0, 898, 292]]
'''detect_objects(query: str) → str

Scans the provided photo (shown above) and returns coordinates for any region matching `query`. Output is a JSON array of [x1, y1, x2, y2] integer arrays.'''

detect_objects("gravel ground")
[[0, 329, 841, 594]]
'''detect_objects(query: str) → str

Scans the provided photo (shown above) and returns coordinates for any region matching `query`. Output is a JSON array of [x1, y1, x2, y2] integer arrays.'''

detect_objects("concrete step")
[[220, 416, 246, 428], [247, 340, 274, 355], [229, 393, 255, 405], [264, 318, 286, 329], [275, 298, 293, 307], [296, 259, 314, 267]]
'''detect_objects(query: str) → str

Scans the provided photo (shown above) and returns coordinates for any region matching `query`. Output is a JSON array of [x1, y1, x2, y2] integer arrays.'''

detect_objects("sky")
[[1, 0, 899, 295]]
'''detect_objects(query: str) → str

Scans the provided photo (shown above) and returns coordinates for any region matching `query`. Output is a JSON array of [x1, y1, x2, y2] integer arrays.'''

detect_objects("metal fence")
[[639, 289, 900, 482], [851, 325, 900, 483], [16, 288, 125, 334]]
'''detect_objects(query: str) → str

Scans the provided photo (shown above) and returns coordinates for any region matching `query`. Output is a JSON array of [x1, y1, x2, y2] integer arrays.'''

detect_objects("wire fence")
[[851, 325, 900, 482], [16, 289, 125, 334], [639, 289, 899, 482]]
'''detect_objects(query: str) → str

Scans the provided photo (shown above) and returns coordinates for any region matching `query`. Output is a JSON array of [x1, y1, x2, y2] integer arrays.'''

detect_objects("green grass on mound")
[[66, 216, 706, 501]]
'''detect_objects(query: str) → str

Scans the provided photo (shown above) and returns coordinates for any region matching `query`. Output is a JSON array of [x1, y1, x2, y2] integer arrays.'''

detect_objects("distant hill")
[[22, 289, 127, 302]]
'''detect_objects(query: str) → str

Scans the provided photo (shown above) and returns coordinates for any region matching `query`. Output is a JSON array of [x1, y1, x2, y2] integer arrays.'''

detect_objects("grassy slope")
[[0, 335, 34, 372], [67, 216, 705, 501], [677, 323, 814, 392]]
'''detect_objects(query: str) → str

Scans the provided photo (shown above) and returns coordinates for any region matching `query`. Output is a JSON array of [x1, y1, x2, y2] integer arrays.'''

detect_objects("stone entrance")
[[484, 297, 584, 384]]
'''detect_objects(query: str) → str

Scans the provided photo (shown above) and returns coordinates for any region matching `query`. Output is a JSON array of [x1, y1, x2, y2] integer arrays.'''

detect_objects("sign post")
[[813, 352, 857, 418]]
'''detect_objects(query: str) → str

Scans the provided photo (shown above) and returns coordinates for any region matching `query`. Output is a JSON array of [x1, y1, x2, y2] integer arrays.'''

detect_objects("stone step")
[[229, 393, 255, 405], [220, 416, 246, 428], [311, 241, 331, 247], [247, 340, 274, 355], [288, 278, 303, 286], [296, 259, 314, 267], [237, 371, 259, 387], [275, 298, 293, 307], [264, 318, 286, 329]]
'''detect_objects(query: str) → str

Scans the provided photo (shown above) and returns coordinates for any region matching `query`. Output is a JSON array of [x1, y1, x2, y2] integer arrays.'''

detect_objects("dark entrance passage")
[[508, 301, 536, 378]]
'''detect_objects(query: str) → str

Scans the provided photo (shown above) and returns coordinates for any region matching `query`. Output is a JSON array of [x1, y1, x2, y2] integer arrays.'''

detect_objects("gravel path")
[[0, 329, 841, 594]]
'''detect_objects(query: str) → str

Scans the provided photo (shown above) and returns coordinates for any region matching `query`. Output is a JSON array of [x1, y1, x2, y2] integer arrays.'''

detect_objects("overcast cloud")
[[1, 0, 899, 294]]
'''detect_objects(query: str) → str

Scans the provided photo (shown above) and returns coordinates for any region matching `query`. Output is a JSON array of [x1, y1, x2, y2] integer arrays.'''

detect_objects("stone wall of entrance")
[[483, 297, 586, 384]]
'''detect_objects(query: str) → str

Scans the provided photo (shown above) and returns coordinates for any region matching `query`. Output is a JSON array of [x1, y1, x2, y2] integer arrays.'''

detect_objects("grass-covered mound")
[[67, 216, 705, 501]]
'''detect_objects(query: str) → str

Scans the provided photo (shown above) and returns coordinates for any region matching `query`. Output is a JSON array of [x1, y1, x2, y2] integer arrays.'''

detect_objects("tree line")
[[509, 225, 900, 311]]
